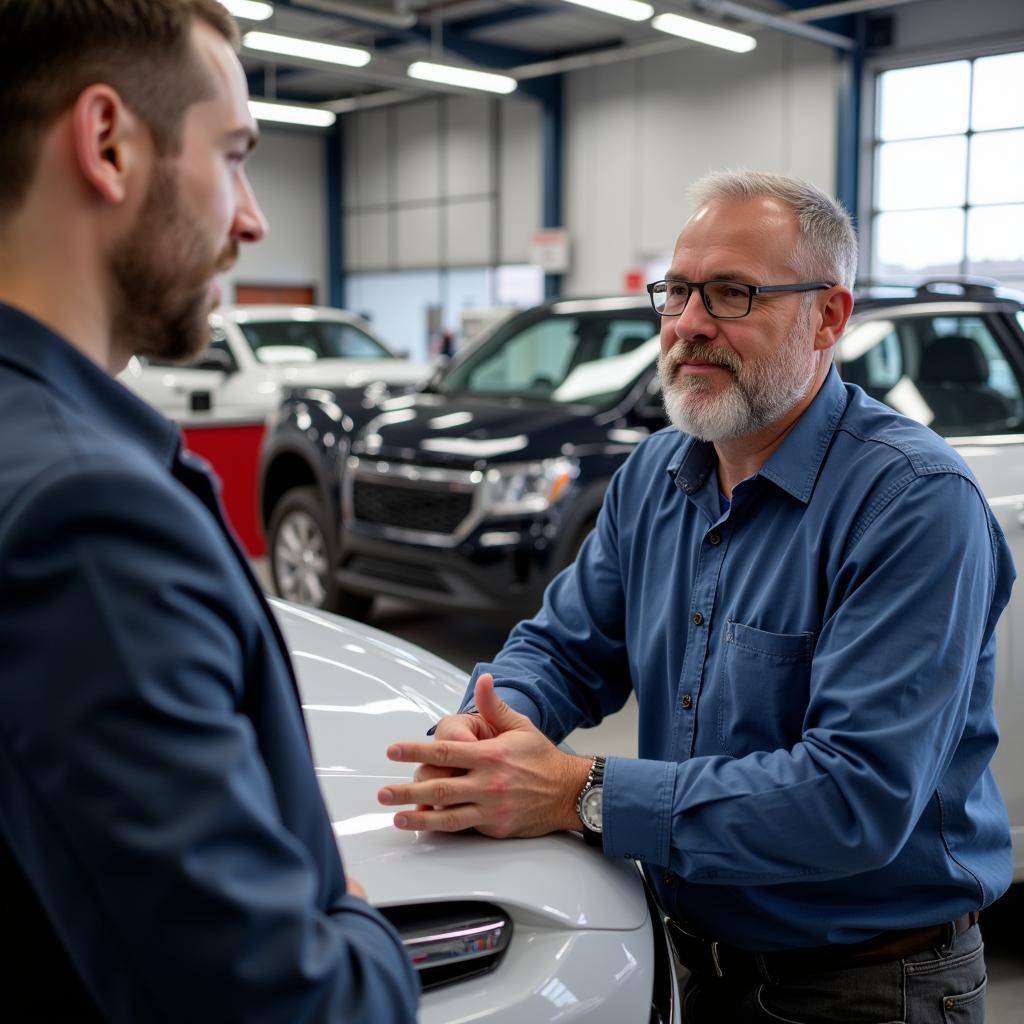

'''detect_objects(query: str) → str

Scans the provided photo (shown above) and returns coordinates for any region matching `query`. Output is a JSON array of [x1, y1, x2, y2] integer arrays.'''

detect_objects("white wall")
[[343, 93, 541, 272], [563, 33, 840, 295], [221, 126, 328, 302], [224, 1, 1023, 313]]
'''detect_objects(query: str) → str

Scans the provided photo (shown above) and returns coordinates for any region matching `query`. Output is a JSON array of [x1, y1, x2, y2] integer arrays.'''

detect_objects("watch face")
[[581, 785, 603, 832]]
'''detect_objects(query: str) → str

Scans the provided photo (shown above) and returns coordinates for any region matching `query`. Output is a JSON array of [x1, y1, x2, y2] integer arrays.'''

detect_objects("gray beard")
[[659, 308, 817, 442]]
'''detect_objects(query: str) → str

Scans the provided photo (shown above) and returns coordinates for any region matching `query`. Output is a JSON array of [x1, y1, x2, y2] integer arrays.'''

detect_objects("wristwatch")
[[575, 756, 606, 846]]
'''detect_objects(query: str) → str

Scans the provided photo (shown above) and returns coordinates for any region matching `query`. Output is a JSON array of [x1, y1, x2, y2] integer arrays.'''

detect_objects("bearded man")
[[380, 170, 1014, 1023], [0, 1, 417, 1020]]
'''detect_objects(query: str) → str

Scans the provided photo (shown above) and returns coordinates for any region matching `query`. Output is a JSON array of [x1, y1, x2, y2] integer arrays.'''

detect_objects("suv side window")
[[838, 313, 1024, 436]]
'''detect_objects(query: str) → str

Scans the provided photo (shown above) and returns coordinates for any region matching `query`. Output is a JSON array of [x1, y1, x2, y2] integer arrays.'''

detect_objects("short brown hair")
[[0, 0, 239, 220]]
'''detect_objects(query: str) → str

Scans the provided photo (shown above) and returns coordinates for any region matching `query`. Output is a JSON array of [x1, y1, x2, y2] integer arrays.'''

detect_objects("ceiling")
[[237, 0, 932, 111]]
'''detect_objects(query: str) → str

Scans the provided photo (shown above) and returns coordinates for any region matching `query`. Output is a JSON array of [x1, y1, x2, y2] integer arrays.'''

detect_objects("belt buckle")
[[710, 940, 724, 978]]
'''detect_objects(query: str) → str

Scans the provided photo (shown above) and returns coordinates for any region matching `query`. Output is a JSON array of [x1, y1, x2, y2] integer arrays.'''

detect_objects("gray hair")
[[688, 170, 858, 290]]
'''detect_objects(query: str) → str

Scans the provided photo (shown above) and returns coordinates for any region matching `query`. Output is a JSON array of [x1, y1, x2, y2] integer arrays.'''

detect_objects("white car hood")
[[274, 359, 426, 389], [274, 601, 649, 931]]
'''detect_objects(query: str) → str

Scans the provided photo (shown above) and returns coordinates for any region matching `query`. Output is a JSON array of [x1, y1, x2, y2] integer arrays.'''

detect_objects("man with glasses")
[[381, 170, 1013, 1022]]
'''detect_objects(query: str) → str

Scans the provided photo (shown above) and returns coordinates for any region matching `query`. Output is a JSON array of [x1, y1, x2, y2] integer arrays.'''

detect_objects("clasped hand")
[[377, 674, 591, 839]]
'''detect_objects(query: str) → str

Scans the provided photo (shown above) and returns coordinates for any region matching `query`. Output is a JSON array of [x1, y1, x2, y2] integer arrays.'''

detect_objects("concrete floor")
[[252, 560, 1024, 1021]]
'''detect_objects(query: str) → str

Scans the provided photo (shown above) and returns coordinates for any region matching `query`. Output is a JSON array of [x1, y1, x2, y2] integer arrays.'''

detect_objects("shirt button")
[[692, 611, 704, 626], [708, 532, 721, 545], [680, 694, 692, 709]]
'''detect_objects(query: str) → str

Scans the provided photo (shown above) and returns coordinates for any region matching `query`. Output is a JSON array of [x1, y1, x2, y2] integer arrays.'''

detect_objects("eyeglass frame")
[[646, 279, 836, 320]]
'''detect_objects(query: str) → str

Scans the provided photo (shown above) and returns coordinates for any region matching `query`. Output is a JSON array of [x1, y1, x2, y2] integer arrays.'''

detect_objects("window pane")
[[971, 51, 1024, 131], [873, 209, 965, 277], [968, 130, 1024, 204], [876, 137, 967, 209], [966, 204, 1024, 280], [877, 62, 970, 141]]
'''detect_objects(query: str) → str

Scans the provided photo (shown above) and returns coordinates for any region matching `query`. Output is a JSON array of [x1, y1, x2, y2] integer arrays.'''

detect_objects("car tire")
[[268, 486, 373, 620]]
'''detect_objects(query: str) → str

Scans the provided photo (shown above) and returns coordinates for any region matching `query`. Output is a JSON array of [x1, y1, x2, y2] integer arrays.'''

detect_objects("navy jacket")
[[0, 303, 419, 1021]]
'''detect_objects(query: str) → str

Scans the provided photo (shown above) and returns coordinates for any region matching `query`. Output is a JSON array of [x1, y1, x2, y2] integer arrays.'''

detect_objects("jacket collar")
[[0, 301, 181, 466]]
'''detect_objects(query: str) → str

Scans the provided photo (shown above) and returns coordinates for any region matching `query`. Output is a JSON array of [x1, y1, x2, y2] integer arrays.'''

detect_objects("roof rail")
[[915, 277, 1000, 298]]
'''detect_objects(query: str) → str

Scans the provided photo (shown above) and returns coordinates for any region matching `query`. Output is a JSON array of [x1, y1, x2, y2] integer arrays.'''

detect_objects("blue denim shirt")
[[472, 367, 1015, 951]]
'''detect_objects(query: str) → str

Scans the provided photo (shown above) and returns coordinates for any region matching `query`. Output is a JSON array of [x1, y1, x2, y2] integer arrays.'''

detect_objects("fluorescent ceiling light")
[[651, 13, 757, 52], [243, 30, 371, 68], [249, 99, 337, 128], [560, 0, 653, 21], [219, 0, 273, 19], [407, 61, 517, 95]]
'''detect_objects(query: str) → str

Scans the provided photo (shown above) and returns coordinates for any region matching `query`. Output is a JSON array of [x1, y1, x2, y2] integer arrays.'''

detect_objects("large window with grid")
[[869, 51, 1024, 289]]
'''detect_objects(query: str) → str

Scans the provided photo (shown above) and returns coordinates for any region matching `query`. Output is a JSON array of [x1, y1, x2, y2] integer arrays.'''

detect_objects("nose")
[[232, 171, 268, 244], [662, 286, 717, 351]]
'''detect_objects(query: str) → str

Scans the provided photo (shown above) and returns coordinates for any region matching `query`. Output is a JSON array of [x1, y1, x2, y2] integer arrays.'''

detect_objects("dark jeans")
[[679, 925, 986, 1023]]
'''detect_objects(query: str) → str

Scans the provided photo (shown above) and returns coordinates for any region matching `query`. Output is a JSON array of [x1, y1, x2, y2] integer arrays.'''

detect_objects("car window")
[[441, 312, 660, 405], [239, 321, 393, 364], [838, 312, 1024, 436]]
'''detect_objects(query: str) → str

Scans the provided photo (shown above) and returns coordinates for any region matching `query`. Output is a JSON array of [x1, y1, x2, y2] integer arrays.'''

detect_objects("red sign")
[[623, 268, 646, 293]]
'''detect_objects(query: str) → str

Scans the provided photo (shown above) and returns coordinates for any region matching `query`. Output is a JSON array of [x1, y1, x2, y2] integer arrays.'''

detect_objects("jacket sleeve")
[[0, 458, 419, 1023]]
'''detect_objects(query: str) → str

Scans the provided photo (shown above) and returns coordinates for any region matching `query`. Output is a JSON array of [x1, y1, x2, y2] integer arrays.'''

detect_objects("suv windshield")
[[439, 309, 660, 405], [238, 321, 394, 365]]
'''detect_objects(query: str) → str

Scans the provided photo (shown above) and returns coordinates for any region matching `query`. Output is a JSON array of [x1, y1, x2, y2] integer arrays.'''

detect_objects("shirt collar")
[[0, 301, 182, 467], [667, 365, 849, 504]]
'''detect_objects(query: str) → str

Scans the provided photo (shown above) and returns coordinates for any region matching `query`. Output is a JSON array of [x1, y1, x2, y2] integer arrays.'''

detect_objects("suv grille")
[[353, 479, 473, 534]]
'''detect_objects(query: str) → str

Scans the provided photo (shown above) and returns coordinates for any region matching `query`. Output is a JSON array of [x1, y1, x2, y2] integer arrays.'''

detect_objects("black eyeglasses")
[[647, 279, 835, 319]]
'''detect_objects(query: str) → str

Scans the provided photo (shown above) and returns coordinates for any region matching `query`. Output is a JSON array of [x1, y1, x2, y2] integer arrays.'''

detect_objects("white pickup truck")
[[119, 304, 425, 421]]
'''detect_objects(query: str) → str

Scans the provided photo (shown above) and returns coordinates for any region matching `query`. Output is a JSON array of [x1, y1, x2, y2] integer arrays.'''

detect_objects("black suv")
[[258, 280, 1024, 621]]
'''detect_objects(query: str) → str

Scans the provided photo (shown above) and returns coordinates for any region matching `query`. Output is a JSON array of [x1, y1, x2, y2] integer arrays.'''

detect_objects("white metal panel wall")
[[564, 33, 839, 295], [395, 101, 441, 203], [498, 97, 542, 265], [222, 127, 328, 300], [344, 95, 503, 272], [345, 109, 392, 271]]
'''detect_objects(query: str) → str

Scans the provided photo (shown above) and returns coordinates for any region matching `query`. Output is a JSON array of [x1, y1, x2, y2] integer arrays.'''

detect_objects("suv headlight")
[[483, 457, 579, 516]]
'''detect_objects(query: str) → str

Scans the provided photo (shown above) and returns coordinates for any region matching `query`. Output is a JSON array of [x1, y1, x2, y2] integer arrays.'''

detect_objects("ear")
[[70, 84, 148, 206], [812, 287, 854, 353]]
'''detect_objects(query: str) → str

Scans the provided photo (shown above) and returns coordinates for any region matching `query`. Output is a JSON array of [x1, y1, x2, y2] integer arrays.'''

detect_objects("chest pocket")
[[717, 620, 815, 758]]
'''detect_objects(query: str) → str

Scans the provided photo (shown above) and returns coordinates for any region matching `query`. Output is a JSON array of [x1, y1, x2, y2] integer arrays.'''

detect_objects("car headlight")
[[483, 457, 579, 516]]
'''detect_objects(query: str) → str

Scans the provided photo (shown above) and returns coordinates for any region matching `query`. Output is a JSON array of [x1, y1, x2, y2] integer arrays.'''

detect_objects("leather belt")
[[666, 912, 980, 982]]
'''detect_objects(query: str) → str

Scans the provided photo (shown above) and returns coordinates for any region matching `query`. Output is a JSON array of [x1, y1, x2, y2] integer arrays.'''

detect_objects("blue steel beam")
[[537, 74, 564, 299], [834, 13, 865, 233], [327, 120, 346, 308]]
